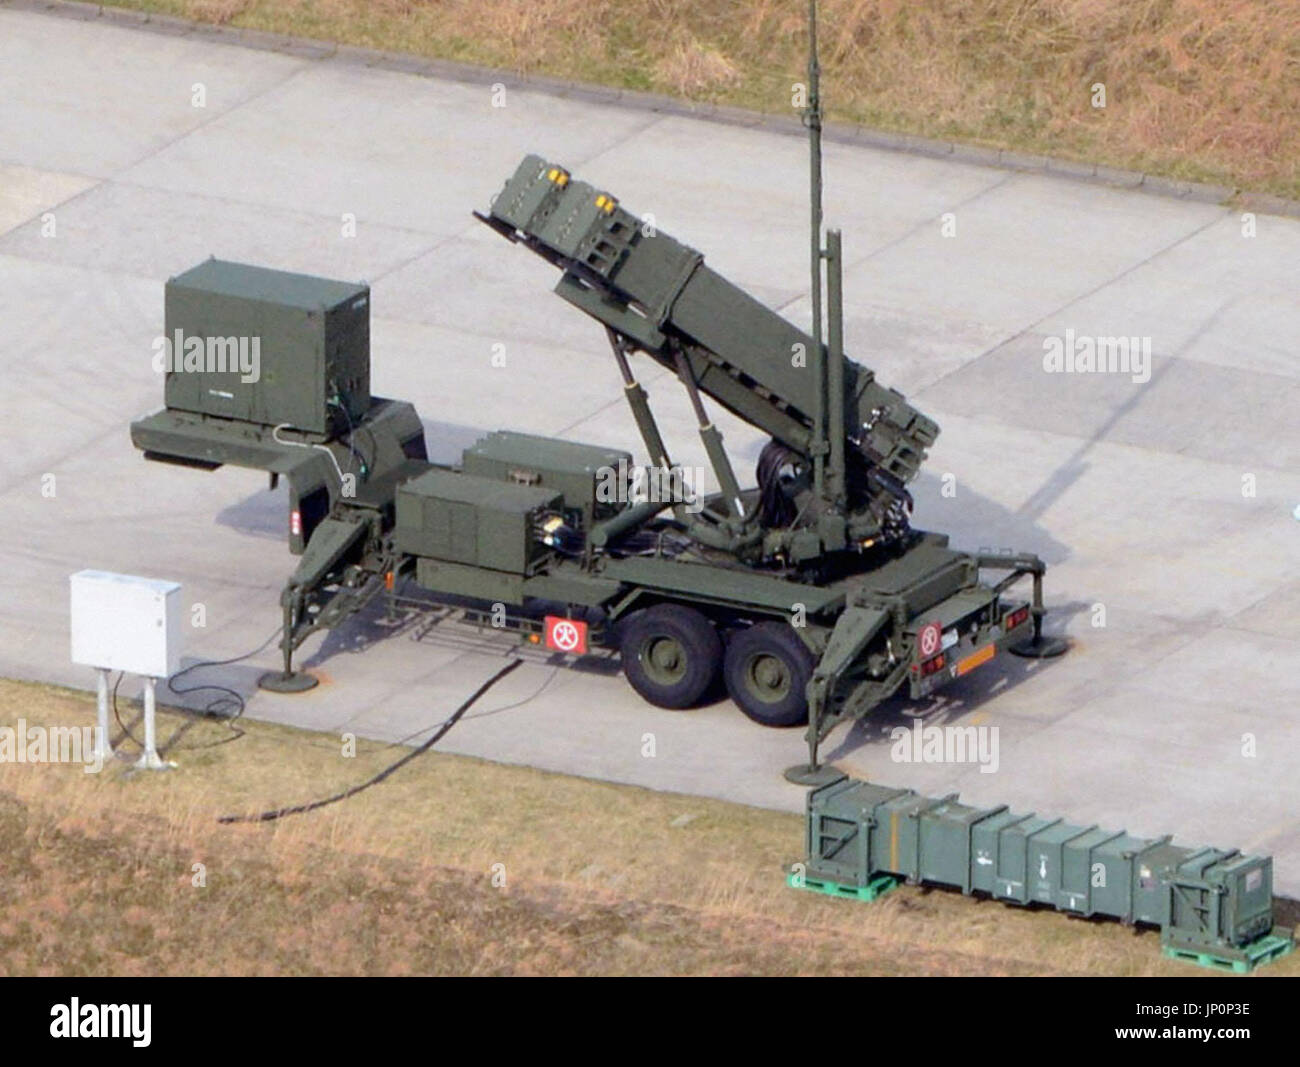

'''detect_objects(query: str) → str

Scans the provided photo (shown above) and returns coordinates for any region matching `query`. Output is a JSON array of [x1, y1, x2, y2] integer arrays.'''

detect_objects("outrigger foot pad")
[[258, 670, 320, 693], [783, 764, 846, 787], [1008, 635, 1069, 659]]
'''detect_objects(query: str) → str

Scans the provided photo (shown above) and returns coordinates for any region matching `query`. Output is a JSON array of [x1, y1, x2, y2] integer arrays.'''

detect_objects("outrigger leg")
[[784, 682, 844, 787], [258, 586, 319, 693], [1005, 559, 1068, 659], [784, 605, 889, 785], [258, 515, 370, 693]]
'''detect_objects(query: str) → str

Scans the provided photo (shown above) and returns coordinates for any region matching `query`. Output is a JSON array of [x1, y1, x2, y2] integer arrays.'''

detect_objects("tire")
[[724, 621, 814, 728], [619, 604, 722, 709]]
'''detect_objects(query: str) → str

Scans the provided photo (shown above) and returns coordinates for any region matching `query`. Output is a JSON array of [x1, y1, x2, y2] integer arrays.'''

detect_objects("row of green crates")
[[791, 774, 1294, 973]]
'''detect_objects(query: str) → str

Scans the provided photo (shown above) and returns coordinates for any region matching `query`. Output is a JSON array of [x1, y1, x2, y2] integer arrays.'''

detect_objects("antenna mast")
[[806, 0, 826, 499]]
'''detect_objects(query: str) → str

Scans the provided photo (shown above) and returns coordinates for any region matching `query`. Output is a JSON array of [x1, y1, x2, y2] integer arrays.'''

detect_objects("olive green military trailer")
[[794, 775, 1295, 972], [131, 156, 1063, 778]]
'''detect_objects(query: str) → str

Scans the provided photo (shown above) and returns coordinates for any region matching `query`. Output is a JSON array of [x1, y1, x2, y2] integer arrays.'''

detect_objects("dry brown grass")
[[98, 0, 1300, 199], [1, 677, 1292, 976]]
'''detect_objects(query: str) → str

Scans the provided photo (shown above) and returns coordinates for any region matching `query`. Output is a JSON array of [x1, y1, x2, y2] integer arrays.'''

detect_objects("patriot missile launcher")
[[130, 150, 1064, 779], [472, 155, 1067, 780], [130, 0, 1062, 784]]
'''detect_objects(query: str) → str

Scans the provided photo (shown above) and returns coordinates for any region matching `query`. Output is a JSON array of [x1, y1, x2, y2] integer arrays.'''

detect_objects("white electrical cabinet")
[[70, 570, 183, 678]]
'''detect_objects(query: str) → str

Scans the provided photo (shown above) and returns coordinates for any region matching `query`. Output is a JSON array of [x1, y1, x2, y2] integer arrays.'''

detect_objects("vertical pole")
[[95, 667, 112, 766], [806, 0, 826, 499], [807, 696, 821, 773], [282, 594, 296, 678], [1032, 570, 1044, 642], [826, 228, 846, 506], [135, 676, 167, 770]]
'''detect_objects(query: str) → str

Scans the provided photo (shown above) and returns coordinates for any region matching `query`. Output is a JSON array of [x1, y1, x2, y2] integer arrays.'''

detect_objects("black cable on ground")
[[112, 628, 284, 755], [217, 657, 523, 825], [386, 663, 561, 749], [166, 627, 282, 739]]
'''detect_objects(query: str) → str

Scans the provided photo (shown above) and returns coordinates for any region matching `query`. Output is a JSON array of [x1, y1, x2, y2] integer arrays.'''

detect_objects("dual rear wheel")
[[723, 621, 816, 728], [618, 604, 720, 710], [619, 605, 814, 728]]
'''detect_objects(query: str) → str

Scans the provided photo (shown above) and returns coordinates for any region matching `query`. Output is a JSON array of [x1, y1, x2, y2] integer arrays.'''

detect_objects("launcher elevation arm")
[[476, 155, 939, 556]]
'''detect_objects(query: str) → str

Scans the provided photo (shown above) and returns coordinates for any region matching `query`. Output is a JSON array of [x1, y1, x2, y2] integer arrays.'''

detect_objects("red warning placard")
[[544, 615, 588, 655], [917, 620, 942, 660]]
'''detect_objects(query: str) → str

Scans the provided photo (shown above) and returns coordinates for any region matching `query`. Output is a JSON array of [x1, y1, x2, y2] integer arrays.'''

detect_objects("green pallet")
[[786, 870, 901, 902], [1161, 932, 1294, 974]]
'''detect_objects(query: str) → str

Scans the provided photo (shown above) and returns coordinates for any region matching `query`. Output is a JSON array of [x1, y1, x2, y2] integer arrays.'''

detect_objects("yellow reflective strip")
[[957, 644, 996, 676]]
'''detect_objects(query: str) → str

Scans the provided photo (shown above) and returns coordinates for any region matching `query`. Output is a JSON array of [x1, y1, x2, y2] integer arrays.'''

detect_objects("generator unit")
[[460, 430, 632, 530], [163, 258, 371, 437], [793, 774, 1294, 973], [395, 468, 561, 575]]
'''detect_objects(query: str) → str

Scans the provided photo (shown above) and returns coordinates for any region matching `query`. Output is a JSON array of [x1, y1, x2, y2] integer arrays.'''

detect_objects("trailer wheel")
[[619, 604, 721, 709], [724, 622, 814, 728]]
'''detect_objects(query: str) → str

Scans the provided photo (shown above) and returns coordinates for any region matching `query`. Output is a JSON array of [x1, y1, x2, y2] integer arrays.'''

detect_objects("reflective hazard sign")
[[917, 620, 942, 660], [545, 615, 587, 655]]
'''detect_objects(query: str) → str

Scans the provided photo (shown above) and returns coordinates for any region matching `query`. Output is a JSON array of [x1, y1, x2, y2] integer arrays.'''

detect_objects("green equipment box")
[[801, 775, 1286, 967], [163, 258, 370, 436], [460, 430, 631, 525], [394, 468, 561, 575]]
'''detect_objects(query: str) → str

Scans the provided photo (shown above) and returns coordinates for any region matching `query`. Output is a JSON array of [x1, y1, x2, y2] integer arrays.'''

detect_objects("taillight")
[[290, 509, 302, 537], [1004, 606, 1030, 630], [920, 653, 946, 677]]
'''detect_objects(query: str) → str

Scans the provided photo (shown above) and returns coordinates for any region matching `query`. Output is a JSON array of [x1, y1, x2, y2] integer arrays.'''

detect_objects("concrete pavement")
[[2, 7, 1299, 890]]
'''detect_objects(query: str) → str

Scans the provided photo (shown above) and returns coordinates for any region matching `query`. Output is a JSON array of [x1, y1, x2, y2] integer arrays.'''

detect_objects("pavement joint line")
[[548, 361, 681, 440], [772, 170, 1017, 318], [0, 175, 112, 247], [946, 392, 1292, 476], [104, 54, 319, 184], [337, 659, 564, 742], [551, 391, 640, 441], [0, 174, 454, 261], [1014, 211, 1232, 339], [101, 175, 455, 241], [560, 113, 675, 182], [108, 114, 660, 262], [0, 414, 135, 497], [0, 194, 462, 327], [1014, 359, 1177, 525], [365, 113, 669, 286], [371, 305, 639, 364], [843, 170, 1018, 273], [0, 247, 161, 290], [915, 211, 1227, 403], [1013, 209, 1227, 337], [1046, 624, 1229, 723], [0, 119, 660, 297], [361, 228, 481, 288], [834, 171, 1021, 292], [8, 0, 1300, 219], [0, 179, 107, 239]]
